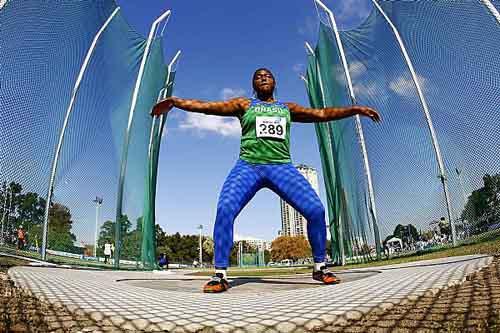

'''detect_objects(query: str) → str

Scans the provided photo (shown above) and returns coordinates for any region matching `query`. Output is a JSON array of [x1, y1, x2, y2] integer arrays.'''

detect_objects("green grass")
[[189, 234, 500, 277], [0, 256, 31, 272], [2, 230, 499, 276], [0, 246, 140, 270]]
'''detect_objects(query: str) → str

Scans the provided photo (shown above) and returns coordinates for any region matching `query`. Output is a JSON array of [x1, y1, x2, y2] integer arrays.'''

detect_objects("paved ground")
[[8, 255, 492, 333], [123, 270, 376, 294], [319, 255, 500, 333]]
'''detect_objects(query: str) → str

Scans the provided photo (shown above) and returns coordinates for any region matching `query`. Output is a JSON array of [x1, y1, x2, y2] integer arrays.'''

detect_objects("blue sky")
[[114, 0, 373, 241]]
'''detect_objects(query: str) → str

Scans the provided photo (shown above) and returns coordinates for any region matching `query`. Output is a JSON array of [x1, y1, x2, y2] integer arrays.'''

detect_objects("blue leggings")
[[214, 159, 326, 268]]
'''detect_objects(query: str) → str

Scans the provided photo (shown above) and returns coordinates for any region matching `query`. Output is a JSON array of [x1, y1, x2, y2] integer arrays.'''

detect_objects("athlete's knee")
[[215, 201, 237, 224], [307, 202, 325, 223]]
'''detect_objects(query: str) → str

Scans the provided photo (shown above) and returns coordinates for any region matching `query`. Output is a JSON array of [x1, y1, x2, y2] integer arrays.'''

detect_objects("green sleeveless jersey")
[[238, 99, 291, 164]]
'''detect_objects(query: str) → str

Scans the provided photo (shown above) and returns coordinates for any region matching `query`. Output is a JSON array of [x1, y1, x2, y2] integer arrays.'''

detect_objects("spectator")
[[110, 243, 115, 264], [104, 242, 112, 264], [158, 253, 169, 269], [17, 225, 25, 250]]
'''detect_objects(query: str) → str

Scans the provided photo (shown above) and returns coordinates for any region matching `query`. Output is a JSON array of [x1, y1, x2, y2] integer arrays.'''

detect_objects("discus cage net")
[[0, 0, 498, 268], [0, 0, 178, 269], [306, 0, 500, 264]]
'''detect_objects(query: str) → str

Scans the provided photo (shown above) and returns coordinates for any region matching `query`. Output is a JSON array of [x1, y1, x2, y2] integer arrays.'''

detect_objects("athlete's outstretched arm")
[[286, 102, 381, 123], [151, 96, 250, 117]]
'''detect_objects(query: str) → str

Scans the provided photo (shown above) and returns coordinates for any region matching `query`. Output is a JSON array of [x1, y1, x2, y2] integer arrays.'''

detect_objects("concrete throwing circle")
[[119, 271, 378, 294], [9, 255, 493, 333]]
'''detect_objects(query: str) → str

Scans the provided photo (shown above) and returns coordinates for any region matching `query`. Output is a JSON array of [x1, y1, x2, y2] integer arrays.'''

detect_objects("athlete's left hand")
[[355, 106, 381, 123]]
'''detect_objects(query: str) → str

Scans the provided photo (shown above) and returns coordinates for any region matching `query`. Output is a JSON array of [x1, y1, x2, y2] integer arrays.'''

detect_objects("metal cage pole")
[[114, 9, 171, 268], [481, 0, 500, 23], [40, 8, 121, 260], [142, 44, 179, 272], [313, 0, 382, 258], [157, 50, 181, 141], [148, 50, 181, 159], [305, 41, 346, 265], [93, 197, 103, 258], [0, 186, 10, 246], [0, 188, 7, 245], [371, 0, 457, 245], [198, 224, 203, 267]]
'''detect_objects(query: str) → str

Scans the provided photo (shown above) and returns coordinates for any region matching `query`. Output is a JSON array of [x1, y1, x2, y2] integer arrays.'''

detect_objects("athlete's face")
[[253, 69, 275, 96]]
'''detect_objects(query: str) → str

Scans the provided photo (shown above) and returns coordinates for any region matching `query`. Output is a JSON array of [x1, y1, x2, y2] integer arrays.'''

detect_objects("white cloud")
[[178, 113, 241, 137], [338, 0, 362, 19], [336, 0, 372, 23], [389, 74, 428, 98], [292, 63, 306, 73], [349, 61, 367, 80], [220, 88, 246, 100], [354, 82, 390, 103], [298, 15, 319, 39]]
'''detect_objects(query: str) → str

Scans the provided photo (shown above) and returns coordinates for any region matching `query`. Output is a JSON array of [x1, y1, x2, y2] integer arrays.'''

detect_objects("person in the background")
[[17, 225, 25, 250], [104, 242, 112, 264], [110, 243, 115, 265], [158, 253, 169, 269], [152, 68, 380, 293]]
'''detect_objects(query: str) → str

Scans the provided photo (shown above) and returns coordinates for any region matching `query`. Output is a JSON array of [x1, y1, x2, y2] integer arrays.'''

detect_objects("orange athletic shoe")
[[312, 266, 340, 284], [203, 273, 230, 293]]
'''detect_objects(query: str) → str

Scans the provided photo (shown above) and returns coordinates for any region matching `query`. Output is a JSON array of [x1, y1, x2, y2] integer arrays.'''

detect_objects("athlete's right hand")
[[151, 97, 176, 117]]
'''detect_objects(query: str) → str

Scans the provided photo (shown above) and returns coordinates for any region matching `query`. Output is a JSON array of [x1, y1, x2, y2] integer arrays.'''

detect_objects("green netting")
[[307, 0, 499, 261], [305, 60, 341, 264], [305, 24, 374, 264], [1, 0, 171, 268], [141, 69, 176, 269], [115, 39, 168, 267]]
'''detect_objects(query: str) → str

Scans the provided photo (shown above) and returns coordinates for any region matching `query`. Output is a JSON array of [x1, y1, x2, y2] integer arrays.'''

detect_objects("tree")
[[420, 229, 435, 242], [153, 228, 223, 265], [264, 249, 271, 264], [383, 234, 395, 248], [438, 218, 451, 237], [392, 224, 419, 245], [0, 182, 76, 252], [0, 182, 25, 245], [155, 232, 199, 263], [270, 236, 311, 262], [202, 236, 214, 263], [17, 192, 45, 225], [461, 173, 500, 234], [11, 199, 76, 253], [97, 215, 132, 256], [155, 224, 170, 257], [228, 240, 258, 266], [46, 203, 76, 252]]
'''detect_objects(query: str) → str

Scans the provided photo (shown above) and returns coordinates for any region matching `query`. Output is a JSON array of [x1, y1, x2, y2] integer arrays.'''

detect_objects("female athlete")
[[152, 68, 380, 293]]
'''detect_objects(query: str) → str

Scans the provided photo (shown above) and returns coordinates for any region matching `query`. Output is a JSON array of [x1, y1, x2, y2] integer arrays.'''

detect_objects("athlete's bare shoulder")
[[230, 97, 251, 110]]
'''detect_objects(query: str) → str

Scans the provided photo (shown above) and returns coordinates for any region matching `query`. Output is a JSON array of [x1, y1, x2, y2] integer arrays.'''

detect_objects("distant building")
[[280, 164, 322, 240], [236, 236, 272, 251]]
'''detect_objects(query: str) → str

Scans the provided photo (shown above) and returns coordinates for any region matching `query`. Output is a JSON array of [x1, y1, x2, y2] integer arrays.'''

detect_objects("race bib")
[[256, 116, 286, 139]]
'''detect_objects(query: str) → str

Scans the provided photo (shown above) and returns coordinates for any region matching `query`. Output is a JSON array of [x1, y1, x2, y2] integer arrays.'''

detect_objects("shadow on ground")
[[121, 270, 377, 294]]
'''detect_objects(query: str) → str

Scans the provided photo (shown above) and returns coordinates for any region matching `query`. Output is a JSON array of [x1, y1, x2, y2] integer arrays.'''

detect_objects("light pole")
[[197, 224, 203, 267], [455, 168, 468, 204], [238, 241, 243, 267], [93, 196, 103, 258], [0, 186, 9, 245], [1, 187, 12, 246]]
